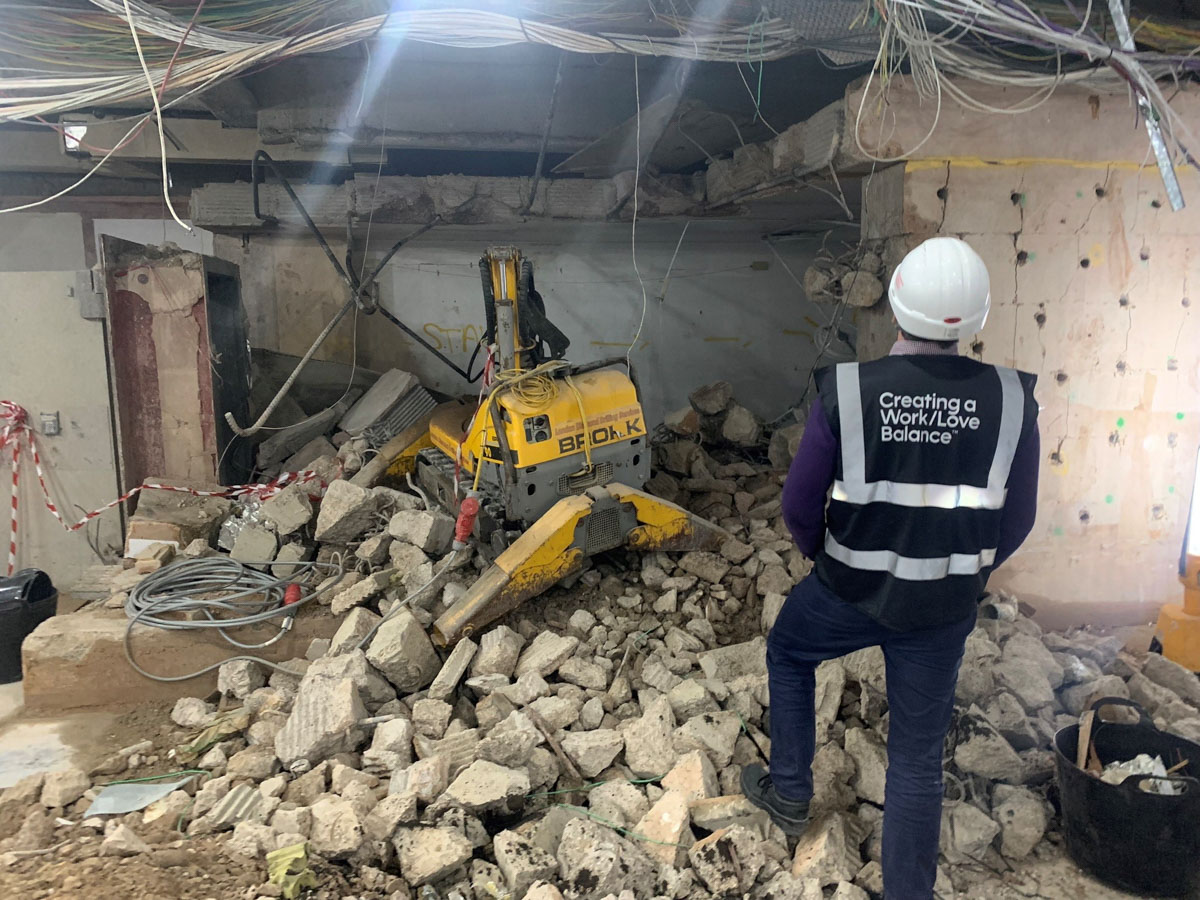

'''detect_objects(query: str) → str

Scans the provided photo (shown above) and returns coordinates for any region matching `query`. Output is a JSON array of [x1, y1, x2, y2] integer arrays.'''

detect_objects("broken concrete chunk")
[[366, 608, 440, 693], [171, 696, 215, 729], [393, 826, 474, 887], [620, 696, 677, 777], [328, 607, 382, 656], [272, 541, 313, 579], [1003, 632, 1065, 689], [274, 676, 368, 768], [941, 802, 1000, 863], [632, 789, 692, 867], [993, 658, 1055, 712], [309, 796, 364, 859], [387, 508, 455, 555], [303, 648, 394, 707], [721, 405, 762, 446], [355, 533, 393, 566], [443, 760, 530, 813], [412, 698, 454, 739], [556, 817, 657, 900], [493, 830, 559, 897], [226, 745, 281, 781], [679, 551, 731, 584], [231, 524, 279, 568], [558, 656, 608, 691], [513, 632, 579, 679], [226, 821, 275, 858], [667, 679, 720, 720], [953, 708, 1024, 782], [991, 784, 1046, 859], [330, 569, 393, 616], [664, 405, 701, 436], [983, 692, 1039, 751], [1059, 674, 1130, 716], [259, 484, 313, 535], [218, 659, 266, 700], [314, 480, 381, 544], [364, 792, 418, 841], [561, 729, 624, 778], [392, 755, 451, 804], [699, 636, 766, 681], [660, 752, 718, 805], [361, 718, 415, 775], [41, 768, 90, 809], [672, 710, 742, 768], [100, 823, 151, 858], [1142, 652, 1200, 707], [690, 824, 765, 894], [414, 728, 480, 778], [423, 637, 477, 703], [690, 381, 734, 416], [471, 625, 526, 678], [792, 813, 864, 886]]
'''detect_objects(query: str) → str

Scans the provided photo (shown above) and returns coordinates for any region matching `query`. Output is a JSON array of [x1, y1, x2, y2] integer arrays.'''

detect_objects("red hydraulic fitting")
[[283, 582, 302, 606], [454, 494, 481, 550]]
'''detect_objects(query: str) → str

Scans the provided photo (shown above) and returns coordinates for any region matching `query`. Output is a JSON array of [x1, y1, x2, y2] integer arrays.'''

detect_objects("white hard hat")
[[888, 237, 990, 341]]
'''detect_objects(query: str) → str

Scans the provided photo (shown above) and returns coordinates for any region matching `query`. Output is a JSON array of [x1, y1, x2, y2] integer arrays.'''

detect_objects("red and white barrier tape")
[[1, 400, 326, 576]]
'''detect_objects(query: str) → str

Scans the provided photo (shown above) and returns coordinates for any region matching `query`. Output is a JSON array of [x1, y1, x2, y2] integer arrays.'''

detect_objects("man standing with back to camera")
[[741, 237, 1041, 898]]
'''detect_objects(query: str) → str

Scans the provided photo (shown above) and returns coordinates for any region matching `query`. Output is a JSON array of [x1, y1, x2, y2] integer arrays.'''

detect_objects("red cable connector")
[[283, 582, 302, 606], [454, 494, 481, 550]]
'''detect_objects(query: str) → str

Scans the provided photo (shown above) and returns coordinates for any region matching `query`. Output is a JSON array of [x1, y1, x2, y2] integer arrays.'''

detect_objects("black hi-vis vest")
[[815, 355, 1038, 630]]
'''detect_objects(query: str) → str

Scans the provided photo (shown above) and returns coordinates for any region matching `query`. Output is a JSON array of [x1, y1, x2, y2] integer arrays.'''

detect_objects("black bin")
[[0, 568, 57, 684], [1054, 697, 1200, 897]]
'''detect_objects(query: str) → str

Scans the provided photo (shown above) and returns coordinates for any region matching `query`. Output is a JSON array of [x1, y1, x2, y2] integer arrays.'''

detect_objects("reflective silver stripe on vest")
[[832, 363, 1024, 511], [824, 534, 997, 580]]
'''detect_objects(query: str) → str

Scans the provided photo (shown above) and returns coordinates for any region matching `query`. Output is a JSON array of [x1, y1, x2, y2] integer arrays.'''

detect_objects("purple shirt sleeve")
[[993, 420, 1040, 567], [781, 396, 837, 558]]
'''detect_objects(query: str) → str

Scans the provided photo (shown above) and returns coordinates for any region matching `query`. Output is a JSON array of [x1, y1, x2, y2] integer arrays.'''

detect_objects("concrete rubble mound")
[[13, 383, 1195, 900]]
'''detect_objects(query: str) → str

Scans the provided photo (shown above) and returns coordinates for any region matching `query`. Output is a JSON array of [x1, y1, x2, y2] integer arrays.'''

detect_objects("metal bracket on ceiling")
[[1106, 0, 1185, 211]]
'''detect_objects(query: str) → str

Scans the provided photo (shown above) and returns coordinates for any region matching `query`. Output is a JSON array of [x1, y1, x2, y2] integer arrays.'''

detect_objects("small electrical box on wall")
[[39, 412, 60, 437]]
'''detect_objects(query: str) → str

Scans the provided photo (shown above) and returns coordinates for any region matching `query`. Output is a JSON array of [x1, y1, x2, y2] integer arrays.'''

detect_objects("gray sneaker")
[[740, 763, 810, 836]]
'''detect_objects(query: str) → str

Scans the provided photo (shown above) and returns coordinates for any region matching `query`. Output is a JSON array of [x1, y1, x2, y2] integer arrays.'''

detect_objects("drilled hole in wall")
[[936, 187, 948, 200], [1079, 509, 1091, 524], [1153, 504, 1166, 520], [1010, 192, 1021, 205], [1116, 360, 1127, 374], [1016, 250, 1029, 265], [1050, 450, 1063, 465], [1109, 430, 1121, 445], [1140, 248, 1151, 261], [1080, 258, 1091, 268], [137, 273, 149, 285], [970, 339, 984, 356], [1055, 371, 1069, 384], [1169, 432, 1179, 448], [1118, 296, 1129, 307], [1034, 311, 1047, 327], [1184, 297, 1191, 308], [1168, 359, 1179, 371], [1095, 187, 1106, 198], [1152, 199, 1163, 209]]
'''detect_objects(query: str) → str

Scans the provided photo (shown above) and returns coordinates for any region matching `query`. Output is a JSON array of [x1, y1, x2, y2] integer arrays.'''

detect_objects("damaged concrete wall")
[[227, 221, 845, 425], [854, 91, 1200, 626], [0, 214, 124, 586]]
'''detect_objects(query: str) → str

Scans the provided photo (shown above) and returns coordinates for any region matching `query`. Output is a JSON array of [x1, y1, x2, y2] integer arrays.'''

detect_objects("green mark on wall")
[[1053, 526, 1064, 536], [1105, 494, 1114, 504], [1178, 412, 1187, 420], [1170, 486, 1176, 494], [1076, 190, 1084, 198], [1116, 417, 1125, 428]]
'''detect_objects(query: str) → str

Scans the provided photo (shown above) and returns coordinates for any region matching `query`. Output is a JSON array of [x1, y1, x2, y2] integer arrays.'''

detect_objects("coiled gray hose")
[[124, 556, 345, 683]]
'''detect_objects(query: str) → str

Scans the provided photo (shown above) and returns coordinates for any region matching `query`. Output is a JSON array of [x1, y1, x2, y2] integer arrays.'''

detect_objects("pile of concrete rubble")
[[5, 382, 1200, 900]]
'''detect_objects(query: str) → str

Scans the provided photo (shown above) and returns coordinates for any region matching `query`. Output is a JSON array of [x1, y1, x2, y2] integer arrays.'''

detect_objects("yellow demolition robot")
[[412, 247, 730, 646], [1155, 442, 1200, 670]]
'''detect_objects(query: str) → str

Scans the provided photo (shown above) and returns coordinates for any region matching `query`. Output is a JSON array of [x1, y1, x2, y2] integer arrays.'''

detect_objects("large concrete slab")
[[21, 607, 340, 713]]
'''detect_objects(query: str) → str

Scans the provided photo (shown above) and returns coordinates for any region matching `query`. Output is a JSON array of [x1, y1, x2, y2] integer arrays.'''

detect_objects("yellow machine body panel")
[[428, 368, 646, 475], [1156, 555, 1200, 671]]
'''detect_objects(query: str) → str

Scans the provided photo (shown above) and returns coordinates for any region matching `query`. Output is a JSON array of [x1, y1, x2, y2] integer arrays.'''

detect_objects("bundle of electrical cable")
[[123, 554, 346, 683]]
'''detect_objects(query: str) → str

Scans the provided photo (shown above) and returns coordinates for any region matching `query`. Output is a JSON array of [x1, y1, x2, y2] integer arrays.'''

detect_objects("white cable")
[[122, 0, 191, 233], [626, 55, 649, 367], [0, 117, 148, 214]]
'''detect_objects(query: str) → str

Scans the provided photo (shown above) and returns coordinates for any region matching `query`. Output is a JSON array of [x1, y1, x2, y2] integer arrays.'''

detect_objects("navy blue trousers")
[[767, 575, 975, 900]]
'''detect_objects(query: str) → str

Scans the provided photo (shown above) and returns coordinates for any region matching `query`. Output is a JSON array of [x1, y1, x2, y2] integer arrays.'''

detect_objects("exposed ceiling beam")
[[197, 79, 260, 130]]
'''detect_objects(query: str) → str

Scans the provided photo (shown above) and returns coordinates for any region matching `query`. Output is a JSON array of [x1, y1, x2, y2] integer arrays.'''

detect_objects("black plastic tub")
[[0, 568, 57, 684], [1054, 697, 1200, 897]]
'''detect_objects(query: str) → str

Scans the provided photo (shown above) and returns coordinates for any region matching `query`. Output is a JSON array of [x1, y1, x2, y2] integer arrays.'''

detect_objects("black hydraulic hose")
[[251, 150, 358, 294], [359, 218, 441, 294], [479, 256, 497, 344]]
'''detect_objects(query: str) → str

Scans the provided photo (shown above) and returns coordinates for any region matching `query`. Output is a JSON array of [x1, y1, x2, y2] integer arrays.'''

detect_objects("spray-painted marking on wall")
[[421, 323, 483, 354]]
